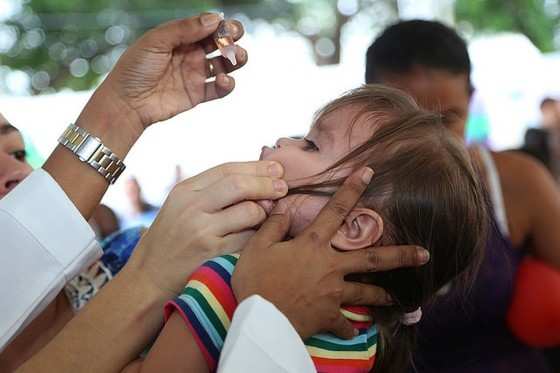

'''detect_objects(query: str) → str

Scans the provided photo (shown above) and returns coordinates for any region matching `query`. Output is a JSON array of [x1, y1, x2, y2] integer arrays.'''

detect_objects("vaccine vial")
[[214, 20, 237, 66]]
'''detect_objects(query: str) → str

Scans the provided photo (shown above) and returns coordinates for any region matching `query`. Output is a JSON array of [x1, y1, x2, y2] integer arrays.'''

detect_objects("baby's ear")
[[331, 208, 383, 251]]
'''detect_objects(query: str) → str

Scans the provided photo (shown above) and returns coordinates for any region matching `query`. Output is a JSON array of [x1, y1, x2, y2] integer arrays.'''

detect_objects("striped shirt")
[[164, 254, 378, 373]]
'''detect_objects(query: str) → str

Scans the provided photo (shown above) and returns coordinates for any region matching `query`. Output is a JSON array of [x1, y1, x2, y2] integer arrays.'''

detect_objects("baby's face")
[[260, 105, 375, 237]]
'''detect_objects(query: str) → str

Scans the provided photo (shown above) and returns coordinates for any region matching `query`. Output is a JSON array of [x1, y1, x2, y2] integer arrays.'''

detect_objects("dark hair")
[[291, 85, 488, 373], [540, 97, 556, 109], [365, 20, 473, 95]]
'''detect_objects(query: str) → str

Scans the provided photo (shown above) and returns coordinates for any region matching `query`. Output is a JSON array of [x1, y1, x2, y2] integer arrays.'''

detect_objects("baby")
[[122, 85, 489, 373]]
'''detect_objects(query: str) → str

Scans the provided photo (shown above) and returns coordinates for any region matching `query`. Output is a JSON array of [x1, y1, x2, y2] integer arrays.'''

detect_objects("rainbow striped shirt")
[[164, 254, 378, 373]]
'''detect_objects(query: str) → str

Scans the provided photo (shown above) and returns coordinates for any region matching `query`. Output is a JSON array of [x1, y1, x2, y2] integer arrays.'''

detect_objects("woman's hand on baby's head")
[[125, 161, 287, 299], [232, 167, 430, 340]]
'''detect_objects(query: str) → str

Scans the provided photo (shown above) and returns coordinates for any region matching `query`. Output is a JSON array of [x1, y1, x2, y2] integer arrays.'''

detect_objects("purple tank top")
[[409, 221, 550, 372]]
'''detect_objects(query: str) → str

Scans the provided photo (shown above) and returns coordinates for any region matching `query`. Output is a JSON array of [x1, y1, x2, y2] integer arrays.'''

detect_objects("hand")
[[125, 161, 287, 298], [77, 13, 247, 156], [107, 13, 246, 133], [232, 167, 430, 340]]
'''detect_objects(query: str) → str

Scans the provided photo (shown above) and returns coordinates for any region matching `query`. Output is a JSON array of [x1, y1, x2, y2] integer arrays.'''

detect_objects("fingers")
[[206, 46, 248, 78], [256, 199, 274, 215], [201, 20, 245, 53], [221, 230, 256, 253], [200, 174, 288, 211], [246, 213, 291, 251], [214, 201, 267, 234], [182, 161, 284, 191], [335, 245, 430, 274], [328, 314, 357, 340], [150, 13, 224, 50], [301, 167, 373, 243], [204, 73, 236, 101], [341, 281, 392, 306]]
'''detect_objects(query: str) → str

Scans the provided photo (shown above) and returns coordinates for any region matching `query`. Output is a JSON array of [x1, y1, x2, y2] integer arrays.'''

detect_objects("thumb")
[[329, 314, 357, 340], [148, 13, 224, 50]]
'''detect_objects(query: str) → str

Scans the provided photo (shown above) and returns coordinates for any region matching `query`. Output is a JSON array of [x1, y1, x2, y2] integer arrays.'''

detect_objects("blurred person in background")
[[0, 113, 32, 198], [122, 176, 159, 229], [89, 204, 120, 240], [366, 20, 560, 372], [520, 97, 560, 181]]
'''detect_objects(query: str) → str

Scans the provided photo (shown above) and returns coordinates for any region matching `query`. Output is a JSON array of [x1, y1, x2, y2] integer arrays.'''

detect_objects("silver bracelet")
[[58, 123, 126, 184]]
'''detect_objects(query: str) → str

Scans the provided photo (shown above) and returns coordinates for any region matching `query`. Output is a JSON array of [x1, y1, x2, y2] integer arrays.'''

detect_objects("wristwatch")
[[58, 123, 126, 184]]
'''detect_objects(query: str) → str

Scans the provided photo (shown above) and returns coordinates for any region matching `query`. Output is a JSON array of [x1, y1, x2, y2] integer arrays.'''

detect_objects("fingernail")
[[361, 167, 374, 184], [268, 162, 283, 177], [417, 247, 430, 264], [353, 328, 359, 336], [201, 13, 223, 27], [274, 180, 288, 193]]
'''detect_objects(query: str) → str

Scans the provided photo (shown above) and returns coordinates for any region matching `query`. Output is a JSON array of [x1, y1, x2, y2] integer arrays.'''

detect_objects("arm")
[[123, 312, 209, 373], [526, 163, 560, 269], [17, 160, 287, 373], [2, 11, 246, 354], [42, 13, 247, 220], [501, 151, 560, 268]]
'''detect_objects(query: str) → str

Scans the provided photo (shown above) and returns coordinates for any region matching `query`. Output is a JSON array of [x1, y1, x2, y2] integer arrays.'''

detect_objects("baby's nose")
[[275, 137, 294, 148]]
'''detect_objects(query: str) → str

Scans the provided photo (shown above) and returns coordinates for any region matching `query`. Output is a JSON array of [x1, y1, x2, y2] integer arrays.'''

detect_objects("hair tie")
[[400, 307, 422, 326]]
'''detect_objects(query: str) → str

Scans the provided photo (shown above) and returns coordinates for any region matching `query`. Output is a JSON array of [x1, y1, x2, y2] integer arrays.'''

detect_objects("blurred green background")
[[1, 0, 560, 95]]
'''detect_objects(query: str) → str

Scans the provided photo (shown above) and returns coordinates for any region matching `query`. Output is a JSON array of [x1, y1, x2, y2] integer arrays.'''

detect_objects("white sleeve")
[[0, 169, 101, 350], [217, 295, 315, 373]]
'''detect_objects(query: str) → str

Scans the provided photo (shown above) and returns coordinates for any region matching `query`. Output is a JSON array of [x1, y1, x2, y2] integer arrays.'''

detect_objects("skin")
[[121, 107, 423, 373], [380, 66, 560, 268], [13, 14, 282, 373], [541, 101, 560, 130], [12, 14, 429, 372], [0, 114, 32, 199], [259, 105, 377, 237]]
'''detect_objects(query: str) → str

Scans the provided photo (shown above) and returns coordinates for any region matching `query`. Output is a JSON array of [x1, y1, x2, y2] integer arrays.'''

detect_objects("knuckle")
[[366, 250, 381, 272], [327, 201, 349, 220], [305, 231, 322, 246], [327, 310, 342, 325], [227, 175, 248, 193], [346, 178, 364, 194], [219, 162, 236, 177], [400, 247, 415, 266]]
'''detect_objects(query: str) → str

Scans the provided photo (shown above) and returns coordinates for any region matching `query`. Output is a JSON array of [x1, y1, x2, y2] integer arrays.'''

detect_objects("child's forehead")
[[311, 104, 375, 141], [312, 105, 365, 132]]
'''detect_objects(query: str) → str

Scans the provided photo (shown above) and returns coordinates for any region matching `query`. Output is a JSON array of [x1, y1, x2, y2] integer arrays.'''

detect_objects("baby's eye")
[[11, 150, 27, 162], [303, 138, 319, 152]]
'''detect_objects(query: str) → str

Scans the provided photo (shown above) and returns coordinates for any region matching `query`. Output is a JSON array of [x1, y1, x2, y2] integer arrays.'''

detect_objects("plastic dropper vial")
[[214, 20, 237, 65]]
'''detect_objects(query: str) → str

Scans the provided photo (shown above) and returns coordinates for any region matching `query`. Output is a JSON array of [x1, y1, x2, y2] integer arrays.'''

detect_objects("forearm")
[[42, 84, 142, 220], [17, 266, 167, 373]]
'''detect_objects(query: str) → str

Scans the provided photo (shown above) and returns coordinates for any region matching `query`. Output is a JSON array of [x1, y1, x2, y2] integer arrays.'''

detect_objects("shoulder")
[[492, 150, 552, 189]]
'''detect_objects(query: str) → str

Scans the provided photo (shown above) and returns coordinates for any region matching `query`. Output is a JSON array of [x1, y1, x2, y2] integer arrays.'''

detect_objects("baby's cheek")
[[275, 195, 329, 237]]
